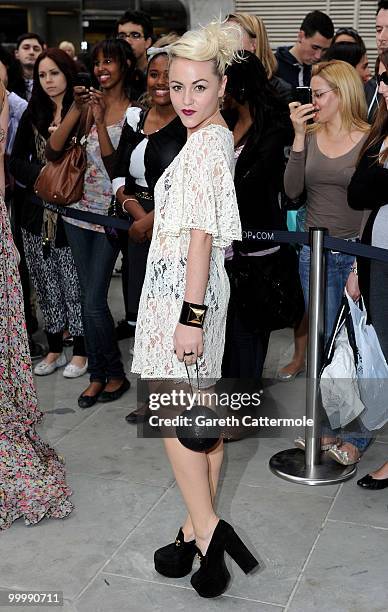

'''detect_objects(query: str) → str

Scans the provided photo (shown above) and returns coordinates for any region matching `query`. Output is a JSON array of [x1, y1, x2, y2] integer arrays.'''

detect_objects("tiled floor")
[[1, 277, 387, 612]]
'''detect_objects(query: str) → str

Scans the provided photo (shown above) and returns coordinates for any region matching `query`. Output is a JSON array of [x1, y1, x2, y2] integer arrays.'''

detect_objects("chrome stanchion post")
[[269, 227, 357, 485], [305, 227, 326, 472]]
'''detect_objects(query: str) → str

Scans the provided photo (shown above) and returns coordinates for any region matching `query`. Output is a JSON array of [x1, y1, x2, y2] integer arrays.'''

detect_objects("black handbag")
[[175, 362, 221, 452], [228, 245, 305, 333]]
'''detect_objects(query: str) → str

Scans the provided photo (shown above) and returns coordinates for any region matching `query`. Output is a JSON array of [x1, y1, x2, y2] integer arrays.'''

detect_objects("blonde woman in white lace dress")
[[131, 22, 259, 598]]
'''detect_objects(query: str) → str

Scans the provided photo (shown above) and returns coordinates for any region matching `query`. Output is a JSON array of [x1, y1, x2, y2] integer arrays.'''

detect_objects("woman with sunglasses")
[[46, 39, 135, 408], [348, 50, 388, 489], [332, 26, 366, 47], [226, 13, 292, 103], [285, 60, 371, 466], [221, 51, 294, 410], [104, 40, 187, 423]]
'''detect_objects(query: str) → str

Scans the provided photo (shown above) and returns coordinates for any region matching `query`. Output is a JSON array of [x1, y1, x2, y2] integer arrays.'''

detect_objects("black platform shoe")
[[191, 520, 259, 598], [154, 528, 197, 578]]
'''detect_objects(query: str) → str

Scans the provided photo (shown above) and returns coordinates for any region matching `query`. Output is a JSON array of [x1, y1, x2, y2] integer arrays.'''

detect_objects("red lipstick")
[[182, 109, 196, 116]]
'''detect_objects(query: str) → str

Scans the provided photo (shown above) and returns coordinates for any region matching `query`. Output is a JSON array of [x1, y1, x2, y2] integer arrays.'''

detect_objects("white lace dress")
[[131, 124, 242, 379]]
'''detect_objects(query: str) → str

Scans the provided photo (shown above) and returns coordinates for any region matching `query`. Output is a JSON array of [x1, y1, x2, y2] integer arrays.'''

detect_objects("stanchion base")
[[269, 448, 356, 485]]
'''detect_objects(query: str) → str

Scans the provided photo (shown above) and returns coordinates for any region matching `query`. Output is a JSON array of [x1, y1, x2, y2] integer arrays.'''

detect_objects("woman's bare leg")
[[163, 437, 221, 554], [180, 439, 224, 541], [370, 461, 388, 479], [279, 312, 308, 377]]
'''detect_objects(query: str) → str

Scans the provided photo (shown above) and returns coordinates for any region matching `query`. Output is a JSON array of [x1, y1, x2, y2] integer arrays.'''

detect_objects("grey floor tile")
[[328, 440, 388, 528], [76, 574, 282, 612], [375, 422, 388, 443], [105, 480, 333, 606], [54, 402, 174, 487], [222, 437, 341, 498], [287, 521, 388, 612], [263, 329, 294, 378], [0, 475, 164, 600]]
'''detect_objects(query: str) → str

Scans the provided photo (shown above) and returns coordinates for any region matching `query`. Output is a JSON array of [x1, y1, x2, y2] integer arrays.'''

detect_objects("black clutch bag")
[[175, 362, 221, 452]]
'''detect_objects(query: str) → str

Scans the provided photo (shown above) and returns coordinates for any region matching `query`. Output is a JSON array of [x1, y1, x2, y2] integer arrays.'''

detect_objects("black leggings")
[[46, 331, 86, 356]]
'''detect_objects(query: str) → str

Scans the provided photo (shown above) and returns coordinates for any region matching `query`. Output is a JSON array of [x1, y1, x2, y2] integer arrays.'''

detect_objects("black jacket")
[[104, 112, 187, 197], [348, 141, 387, 314], [275, 46, 311, 88], [10, 110, 66, 245], [229, 112, 293, 253], [365, 77, 379, 124], [270, 75, 294, 105]]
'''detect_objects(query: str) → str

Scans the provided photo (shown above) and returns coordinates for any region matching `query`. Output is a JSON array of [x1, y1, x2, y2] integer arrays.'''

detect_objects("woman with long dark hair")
[[47, 39, 135, 407], [348, 49, 388, 489], [10, 48, 87, 379], [324, 42, 371, 84], [222, 51, 294, 390]]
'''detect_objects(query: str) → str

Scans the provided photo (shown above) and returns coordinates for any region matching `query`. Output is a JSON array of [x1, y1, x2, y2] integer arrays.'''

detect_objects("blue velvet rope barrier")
[[241, 229, 388, 264], [33, 197, 388, 264]]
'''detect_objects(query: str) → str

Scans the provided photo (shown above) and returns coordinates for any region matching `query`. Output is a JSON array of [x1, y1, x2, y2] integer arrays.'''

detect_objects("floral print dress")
[[0, 196, 73, 529]]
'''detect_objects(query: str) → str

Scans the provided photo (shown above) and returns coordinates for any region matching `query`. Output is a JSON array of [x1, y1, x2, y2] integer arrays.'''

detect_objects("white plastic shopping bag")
[[345, 289, 388, 430], [320, 298, 365, 429]]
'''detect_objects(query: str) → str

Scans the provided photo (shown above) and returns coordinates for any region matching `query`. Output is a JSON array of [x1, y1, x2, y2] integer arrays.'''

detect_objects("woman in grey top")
[[285, 59, 370, 465]]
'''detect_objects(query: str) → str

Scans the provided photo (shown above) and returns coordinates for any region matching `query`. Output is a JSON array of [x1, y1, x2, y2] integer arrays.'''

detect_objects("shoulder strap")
[[76, 106, 93, 142]]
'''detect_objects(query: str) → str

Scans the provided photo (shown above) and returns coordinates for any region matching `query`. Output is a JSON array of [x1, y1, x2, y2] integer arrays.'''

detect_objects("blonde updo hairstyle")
[[308, 60, 369, 134], [168, 20, 243, 78]]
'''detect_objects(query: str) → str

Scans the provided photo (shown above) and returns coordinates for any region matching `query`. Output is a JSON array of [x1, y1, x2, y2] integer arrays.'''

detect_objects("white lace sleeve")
[[160, 127, 242, 248]]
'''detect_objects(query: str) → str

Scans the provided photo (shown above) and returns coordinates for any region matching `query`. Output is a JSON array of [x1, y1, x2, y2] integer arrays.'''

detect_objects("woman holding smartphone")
[[285, 60, 370, 465], [47, 39, 135, 408]]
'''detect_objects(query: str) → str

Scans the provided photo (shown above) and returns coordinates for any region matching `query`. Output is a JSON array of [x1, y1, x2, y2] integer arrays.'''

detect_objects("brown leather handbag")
[[34, 109, 91, 206]]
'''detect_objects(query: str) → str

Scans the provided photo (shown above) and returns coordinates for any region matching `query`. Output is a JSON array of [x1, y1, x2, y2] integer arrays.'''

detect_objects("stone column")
[[183, 0, 234, 29], [28, 6, 48, 42]]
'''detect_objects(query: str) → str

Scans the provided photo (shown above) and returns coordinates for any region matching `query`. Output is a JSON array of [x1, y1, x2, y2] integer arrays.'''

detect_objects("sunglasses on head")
[[335, 27, 358, 36], [377, 71, 388, 85]]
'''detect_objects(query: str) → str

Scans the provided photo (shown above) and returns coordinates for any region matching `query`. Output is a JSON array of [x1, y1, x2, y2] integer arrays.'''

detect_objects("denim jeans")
[[64, 222, 125, 383], [299, 244, 371, 452], [299, 244, 355, 344]]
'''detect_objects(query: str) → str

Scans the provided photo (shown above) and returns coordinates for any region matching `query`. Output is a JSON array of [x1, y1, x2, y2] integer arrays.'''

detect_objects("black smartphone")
[[295, 86, 313, 106], [74, 72, 92, 90]]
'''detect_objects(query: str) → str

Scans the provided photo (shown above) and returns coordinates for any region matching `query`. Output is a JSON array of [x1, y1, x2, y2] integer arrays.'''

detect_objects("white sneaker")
[[34, 353, 67, 376], [63, 360, 88, 378]]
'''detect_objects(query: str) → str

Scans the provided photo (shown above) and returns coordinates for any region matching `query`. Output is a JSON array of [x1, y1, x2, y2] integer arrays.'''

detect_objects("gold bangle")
[[121, 197, 139, 215]]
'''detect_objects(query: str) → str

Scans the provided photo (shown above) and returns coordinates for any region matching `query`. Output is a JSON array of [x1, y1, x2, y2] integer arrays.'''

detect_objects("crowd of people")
[[2, 1, 388, 597]]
